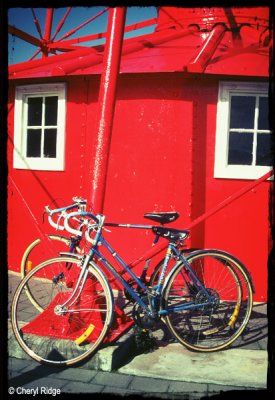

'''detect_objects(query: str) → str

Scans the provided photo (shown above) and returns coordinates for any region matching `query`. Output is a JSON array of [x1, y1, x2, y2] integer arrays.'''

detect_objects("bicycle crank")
[[132, 296, 160, 329]]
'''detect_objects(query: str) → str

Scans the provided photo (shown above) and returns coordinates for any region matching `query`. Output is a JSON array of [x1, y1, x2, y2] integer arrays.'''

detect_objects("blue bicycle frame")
[[64, 211, 214, 318]]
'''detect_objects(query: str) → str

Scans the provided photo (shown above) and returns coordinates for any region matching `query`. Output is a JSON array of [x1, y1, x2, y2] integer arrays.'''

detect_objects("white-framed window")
[[13, 83, 66, 171], [214, 81, 272, 180]]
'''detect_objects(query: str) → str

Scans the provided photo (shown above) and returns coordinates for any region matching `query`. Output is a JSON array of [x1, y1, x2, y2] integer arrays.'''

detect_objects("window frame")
[[214, 81, 271, 180], [13, 83, 66, 171]]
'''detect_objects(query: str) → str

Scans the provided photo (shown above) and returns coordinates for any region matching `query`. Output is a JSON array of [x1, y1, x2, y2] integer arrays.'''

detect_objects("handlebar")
[[64, 211, 101, 237], [44, 197, 87, 231]]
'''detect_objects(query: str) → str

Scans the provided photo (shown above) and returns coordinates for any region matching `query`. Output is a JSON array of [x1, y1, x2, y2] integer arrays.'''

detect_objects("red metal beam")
[[186, 24, 226, 73], [8, 25, 42, 47], [49, 17, 157, 49], [44, 9, 54, 41], [51, 7, 72, 41], [9, 47, 93, 74], [49, 44, 91, 52], [89, 7, 127, 213], [42, 8, 54, 57], [51, 25, 198, 76], [55, 7, 109, 43], [188, 169, 273, 229], [129, 169, 273, 268], [29, 48, 42, 61], [31, 8, 43, 40]]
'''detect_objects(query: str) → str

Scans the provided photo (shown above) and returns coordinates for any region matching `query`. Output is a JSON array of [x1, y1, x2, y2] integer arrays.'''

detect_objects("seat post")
[[156, 242, 174, 288]]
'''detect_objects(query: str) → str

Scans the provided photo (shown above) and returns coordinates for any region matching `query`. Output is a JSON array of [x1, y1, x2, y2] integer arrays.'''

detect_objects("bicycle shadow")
[[8, 352, 69, 388], [146, 303, 268, 352], [232, 303, 268, 349]]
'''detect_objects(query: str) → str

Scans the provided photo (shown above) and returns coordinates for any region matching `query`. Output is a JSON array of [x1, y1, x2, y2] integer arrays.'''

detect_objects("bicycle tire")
[[21, 235, 81, 311], [21, 235, 81, 277], [12, 255, 114, 366], [162, 249, 253, 352]]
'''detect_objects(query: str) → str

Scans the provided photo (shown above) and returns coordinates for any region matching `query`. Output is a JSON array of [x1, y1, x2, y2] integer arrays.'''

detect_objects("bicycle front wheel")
[[12, 256, 114, 366], [162, 250, 253, 352], [20, 235, 81, 311]]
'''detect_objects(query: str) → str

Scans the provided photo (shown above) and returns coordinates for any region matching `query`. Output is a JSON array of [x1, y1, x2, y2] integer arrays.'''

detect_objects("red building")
[[8, 7, 272, 302]]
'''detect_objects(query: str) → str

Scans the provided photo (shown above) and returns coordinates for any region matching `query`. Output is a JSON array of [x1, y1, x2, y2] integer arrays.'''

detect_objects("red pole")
[[90, 7, 126, 212], [43, 8, 54, 57]]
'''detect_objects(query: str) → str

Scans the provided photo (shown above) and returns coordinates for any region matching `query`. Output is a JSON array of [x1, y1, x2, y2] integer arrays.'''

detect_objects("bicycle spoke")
[[163, 250, 253, 351], [12, 256, 113, 366]]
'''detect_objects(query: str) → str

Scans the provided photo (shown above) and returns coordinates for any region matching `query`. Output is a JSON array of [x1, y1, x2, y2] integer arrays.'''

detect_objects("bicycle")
[[20, 196, 88, 279], [21, 197, 186, 311], [20, 197, 90, 311], [11, 207, 254, 366]]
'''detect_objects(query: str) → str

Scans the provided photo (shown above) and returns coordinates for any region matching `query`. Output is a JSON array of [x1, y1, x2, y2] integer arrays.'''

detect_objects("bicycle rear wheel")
[[162, 250, 253, 351], [21, 235, 82, 277], [12, 255, 114, 366]]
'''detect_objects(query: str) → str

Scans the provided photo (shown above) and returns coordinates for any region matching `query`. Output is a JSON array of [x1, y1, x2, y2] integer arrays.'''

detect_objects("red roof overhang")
[[9, 8, 271, 79]]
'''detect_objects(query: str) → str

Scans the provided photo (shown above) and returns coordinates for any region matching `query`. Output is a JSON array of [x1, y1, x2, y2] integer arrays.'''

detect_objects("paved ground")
[[6, 356, 269, 399], [6, 271, 273, 399]]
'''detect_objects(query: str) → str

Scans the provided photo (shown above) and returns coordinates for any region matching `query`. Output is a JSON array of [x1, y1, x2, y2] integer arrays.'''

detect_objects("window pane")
[[228, 131, 253, 165], [26, 129, 41, 157], [28, 97, 42, 126], [230, 96, 256, 129], [256, 133, 273, 166], [45, 96, 58, 126], [258, 97, 269, 130], [44, 129, 57, 158]]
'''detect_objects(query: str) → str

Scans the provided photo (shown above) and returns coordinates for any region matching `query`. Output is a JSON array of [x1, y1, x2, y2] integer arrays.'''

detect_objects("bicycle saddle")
[[144, 212, 180, 225], [152, 226, 189, 242]]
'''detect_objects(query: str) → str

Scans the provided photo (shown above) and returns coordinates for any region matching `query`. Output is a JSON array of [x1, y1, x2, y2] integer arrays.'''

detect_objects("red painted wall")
[[7, 73, 271, 301]]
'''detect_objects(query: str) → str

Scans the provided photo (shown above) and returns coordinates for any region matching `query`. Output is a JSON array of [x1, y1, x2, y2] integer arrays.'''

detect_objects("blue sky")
[[8, 7, 157, 65]]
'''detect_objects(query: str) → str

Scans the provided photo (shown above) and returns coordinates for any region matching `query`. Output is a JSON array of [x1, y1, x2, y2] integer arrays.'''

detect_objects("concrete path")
[[118, 343, 267, 388]]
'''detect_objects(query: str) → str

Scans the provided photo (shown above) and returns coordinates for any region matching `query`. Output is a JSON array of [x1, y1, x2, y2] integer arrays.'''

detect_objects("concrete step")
[[118, 343, 268, 388], [8, 319, 136, 372], [8, 270, 136, 372]]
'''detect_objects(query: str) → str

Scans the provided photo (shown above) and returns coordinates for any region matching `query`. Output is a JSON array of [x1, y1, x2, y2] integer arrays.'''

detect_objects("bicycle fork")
[[53, 255, 92, 315]]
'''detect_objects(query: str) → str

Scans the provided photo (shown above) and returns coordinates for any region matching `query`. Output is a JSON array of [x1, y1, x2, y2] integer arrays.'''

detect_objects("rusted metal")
[[90, 7, 126, 213]]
